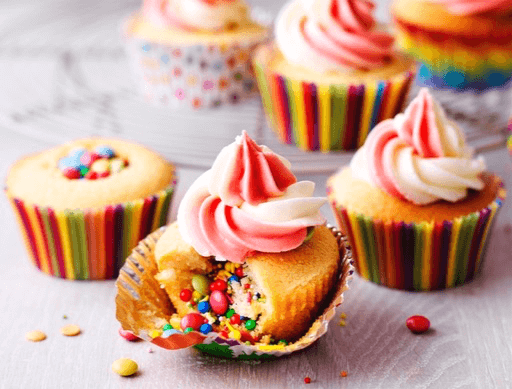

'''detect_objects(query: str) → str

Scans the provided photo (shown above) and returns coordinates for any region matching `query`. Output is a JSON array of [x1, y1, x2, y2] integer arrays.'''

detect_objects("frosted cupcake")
[[116, 131, 352, 359], [253, 0, 416, 151], [123, 0, 268, 109], [327, 89, 506, 290], [6, 138, 177, 280]]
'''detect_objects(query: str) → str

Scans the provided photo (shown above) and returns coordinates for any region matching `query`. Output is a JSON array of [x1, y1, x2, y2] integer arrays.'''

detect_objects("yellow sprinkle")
[[229, 330, 241, 340], [25, 330, 47, 342], [258, 344, 285, 351], [112, 358, 138, 377], [225, 322, 235, 332], [339, 320, 346, 327], [340, 312, 347, 319], [60, 324, 81, 336], [149, 330, 162, 339], [192, 291, 202, 301]]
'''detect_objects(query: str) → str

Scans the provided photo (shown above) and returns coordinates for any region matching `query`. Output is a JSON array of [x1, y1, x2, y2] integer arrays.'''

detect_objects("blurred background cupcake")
[[392, 0, 512, 133], [328, 88, 506, 290], [123, 0, 269, 109], [253, 0, 416, 152]]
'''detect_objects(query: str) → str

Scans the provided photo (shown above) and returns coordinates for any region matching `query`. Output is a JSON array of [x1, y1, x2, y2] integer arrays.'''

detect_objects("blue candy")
[[94, 145, 115, 158], [58, 157, 73, 170], [197, 301, 210, 313], [228, 275, 239, 283], [161, 329, 180, 338], [200, 323, 212, 335], [68, 147, 86, 159]]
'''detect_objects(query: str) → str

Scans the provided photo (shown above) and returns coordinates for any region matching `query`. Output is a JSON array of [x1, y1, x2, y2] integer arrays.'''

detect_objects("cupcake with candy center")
[[328, 88, 505, 290], [123, 0, 268, 109], [253, 0, 416, 151]]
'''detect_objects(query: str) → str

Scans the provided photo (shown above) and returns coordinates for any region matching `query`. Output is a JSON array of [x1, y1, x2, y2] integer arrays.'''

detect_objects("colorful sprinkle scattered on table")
[[406, 315, 431, 334], [304, 377, 311, 384], [60, 324, 81, 336], [112, 358, 138, 377], [341, 371, 348, 378], [25, 330, 47, 342]]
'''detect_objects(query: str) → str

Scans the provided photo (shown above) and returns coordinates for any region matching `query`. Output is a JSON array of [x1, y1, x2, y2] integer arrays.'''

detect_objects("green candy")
[[191, 274, 210, 295], [226, 309, 235, 319], [245, 320, 256, 331], [163, 324, 172, 331], [184, 327, 194, 334]]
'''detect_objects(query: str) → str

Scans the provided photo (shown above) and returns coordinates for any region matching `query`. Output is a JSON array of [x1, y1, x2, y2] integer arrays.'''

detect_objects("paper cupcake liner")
[[7, 183, 176, 280], [328, 178, 506, 291], [115, 225, 353, 360], [123, 20, 266, 109], [253, 44, 415, 152], [508, 118, 512, 156], [395, 21, 512, 91]]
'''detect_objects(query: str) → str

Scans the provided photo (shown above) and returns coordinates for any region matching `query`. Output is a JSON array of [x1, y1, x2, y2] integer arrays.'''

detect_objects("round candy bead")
[[118, 328, 139, 342], [85, 171, 98, 180], [79, 166, 89, 177], [191, 274, 210, 295], [62, 167, 80, 179], [245, 320, 256, 331], [228, 275, 239, 283], [112, 358, 138, 377], [180, 313, 207, 331], [230, 314, 241, 325], [200, 323, 212, 334], [192, 290, 202, 302], [197, 301, 210, 313], [90, 159, 109, 173], [235, 267, 244, 278], [95, 145, 115, 158], [225, 309, 235, 319], [406, 315, 430, 334], [180, 289, 192, 302], [210, 279, 227, 292], [209, 290, 228, 315]]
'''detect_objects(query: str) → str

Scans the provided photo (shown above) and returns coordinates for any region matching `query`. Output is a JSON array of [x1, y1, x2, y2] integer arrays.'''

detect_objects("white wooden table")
[[1, 1, 512, 388]]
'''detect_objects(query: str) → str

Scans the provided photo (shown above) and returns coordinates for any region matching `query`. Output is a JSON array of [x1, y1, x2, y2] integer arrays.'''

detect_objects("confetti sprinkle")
[[60, 324, 81, 336], [340, 371, 348, 377], [406, 315, 430, 334], [340, 312, 347, 319], [25, 330, 47, 342], [112, 358, 138, 377], [147, 348, 154, 353], [339, 320, 346, 327], [304, 377, 311, 384], [63, 315, 68, 319]]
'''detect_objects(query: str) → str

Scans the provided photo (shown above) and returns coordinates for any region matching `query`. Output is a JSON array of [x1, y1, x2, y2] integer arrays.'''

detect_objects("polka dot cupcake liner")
[[115, 226, 353, 360], [123, 27, 264, 110], [328, 176, 506, 291], [7, 183, 176, 280]]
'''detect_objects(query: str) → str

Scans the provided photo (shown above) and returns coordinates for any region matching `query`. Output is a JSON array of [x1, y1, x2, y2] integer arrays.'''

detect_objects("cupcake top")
[[350, 88, 486, 205], [142, 0, 253, 31], [429, 0, 512, 15], [177, 131, 326, 263], [275, 0, 395, 73], [6, 138, 175, 210]]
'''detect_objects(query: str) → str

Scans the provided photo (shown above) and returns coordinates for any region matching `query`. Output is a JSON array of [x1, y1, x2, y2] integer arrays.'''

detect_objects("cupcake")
[[123, 0, 269, 109], [327, 88, 506, 290], [253, 0, 416, 152], [115, 131, 352, 359], [392, 0, 512, 130], [6, 138, 177, 280]]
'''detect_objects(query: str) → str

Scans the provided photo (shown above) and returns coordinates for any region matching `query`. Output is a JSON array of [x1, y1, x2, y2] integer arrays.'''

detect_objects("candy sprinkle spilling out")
[[340, 371, 348, 377], [406, 315, 430, 334], [304, 377, 311, 384], [147, 348, 154, 353], [25, 330, 47, 342], [112, 358, 138, 377], [63, 315, 68, 319], [60, 324, 81, 337]]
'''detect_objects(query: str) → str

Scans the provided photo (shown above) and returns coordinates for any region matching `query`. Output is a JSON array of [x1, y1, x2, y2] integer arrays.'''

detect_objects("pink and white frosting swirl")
[[143, 0, 250, 31], [431, 0, 512, 16], [177, 131, 326, 263], [275, 0, 395, 72], [350, 88, 486, 205]]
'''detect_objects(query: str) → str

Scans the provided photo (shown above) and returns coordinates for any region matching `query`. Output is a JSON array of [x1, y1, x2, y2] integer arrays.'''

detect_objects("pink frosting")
[[432, 0, 512, 15], [302, 0, 394, 70], [365, 88, 447, 200], [178, 131, 326, 263]]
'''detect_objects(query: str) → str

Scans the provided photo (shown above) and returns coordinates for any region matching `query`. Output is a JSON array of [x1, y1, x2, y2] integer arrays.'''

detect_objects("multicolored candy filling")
[[157, 262, 288, 346], [58, 145, 128, 180]]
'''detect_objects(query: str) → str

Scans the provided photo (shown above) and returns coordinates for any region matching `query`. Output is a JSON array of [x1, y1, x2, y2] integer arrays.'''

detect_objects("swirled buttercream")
[[431, 0, 512, 16], [350, 88, 486, 205], [143, 0, 251, 31], [177, 131, 326, 263], [275, 0, 395, 72]]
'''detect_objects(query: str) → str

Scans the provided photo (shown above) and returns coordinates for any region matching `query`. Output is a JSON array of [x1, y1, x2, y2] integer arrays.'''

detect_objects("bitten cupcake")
[[6, 138, 177, 280], [253, 0, 416, 151], [123, 0, 268, 109], [115, 131, 352, 359], [327, 88, 506, 290]]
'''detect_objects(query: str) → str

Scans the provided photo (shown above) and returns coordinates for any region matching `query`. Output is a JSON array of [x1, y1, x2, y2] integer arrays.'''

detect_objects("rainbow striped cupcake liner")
[[253, 44, 416, 151], [507, 117, 512, 156], [329, 179, 506, 291], [7, 183, 176, 280]]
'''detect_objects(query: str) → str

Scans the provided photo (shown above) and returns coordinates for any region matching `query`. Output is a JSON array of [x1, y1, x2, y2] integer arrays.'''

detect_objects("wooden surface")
[[1, 1, 512, 388]]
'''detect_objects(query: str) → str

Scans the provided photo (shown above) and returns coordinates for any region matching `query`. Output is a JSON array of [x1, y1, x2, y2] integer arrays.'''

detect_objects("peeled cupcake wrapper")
[[123, 15, 266, 110], [6, 182, 176, 280], [115, 225, 353, 360], [253, 43, 416, 152], [328, 177, 506, 291]]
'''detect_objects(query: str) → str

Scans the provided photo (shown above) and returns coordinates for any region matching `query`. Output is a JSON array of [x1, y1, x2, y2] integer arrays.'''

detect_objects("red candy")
[[180, 289, 192, 302], [235, 267, 244, 278], [63, 167, 80, 179], [99, 171, 110, 178], [230, 314, 241, 325], [304, 377, 311, 384], [85, 171, 98, 180], [118, 328, 139, 341], [209, 290, 228, 315], [406, 315, 430, 334], [210, 279, 227, 292], [180, 313, 207, 331]]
